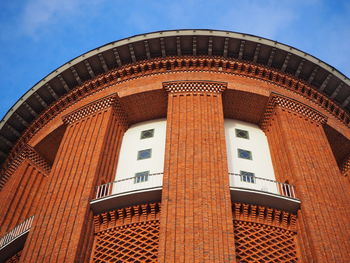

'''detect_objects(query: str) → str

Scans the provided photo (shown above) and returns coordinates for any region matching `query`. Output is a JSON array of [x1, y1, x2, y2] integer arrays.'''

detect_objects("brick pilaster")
[[262, 94, 350, 262], [0, 145, 50, 236], [19, 95, 128, 263], [158, 81, 236, 262]]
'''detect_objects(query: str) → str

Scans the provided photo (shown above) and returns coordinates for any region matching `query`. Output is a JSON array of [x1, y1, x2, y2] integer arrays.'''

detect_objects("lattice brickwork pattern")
[[62, 95, 128, 127], [92, 203, 161, 262], [0, 144, 51, 184], [261, 93, 327, 131], [5, 250, 21, 263], [234, 221, 297, 263], [232, 203, 298, 262], [163, 80, 227, 94], [93, 221, 159, 263]]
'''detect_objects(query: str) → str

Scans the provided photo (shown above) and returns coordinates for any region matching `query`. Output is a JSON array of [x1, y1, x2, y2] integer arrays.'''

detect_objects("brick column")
[[20, 95, 128, 263], [262, 94, 350, 262], [0, 145, 50, 236], [158, 81, 236, 263]]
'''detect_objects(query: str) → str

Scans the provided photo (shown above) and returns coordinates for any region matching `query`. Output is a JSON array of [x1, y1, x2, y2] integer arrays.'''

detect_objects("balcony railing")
[[0, 216, 34, 249], [95, 173, 163, 199], [229, 173, 296, 199]]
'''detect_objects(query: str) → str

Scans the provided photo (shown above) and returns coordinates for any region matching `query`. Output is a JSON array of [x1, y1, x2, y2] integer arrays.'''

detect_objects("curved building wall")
[[113, 119, 166, 194], [0, 30, 349, 263], [225, 119, 277, 193]]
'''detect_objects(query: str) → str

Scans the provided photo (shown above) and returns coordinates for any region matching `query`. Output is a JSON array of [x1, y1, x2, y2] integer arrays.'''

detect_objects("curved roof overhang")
[[1, 29, 350, 164]]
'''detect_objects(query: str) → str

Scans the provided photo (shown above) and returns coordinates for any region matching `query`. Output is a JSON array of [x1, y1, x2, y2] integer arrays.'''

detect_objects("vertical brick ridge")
[[19, 99, 128, 263], [265, 106, 350, 262], [158, 81, 235, 262], [261, 93, 327, 131], [74, 108, 128, 262], [0, 160, 47, 238]]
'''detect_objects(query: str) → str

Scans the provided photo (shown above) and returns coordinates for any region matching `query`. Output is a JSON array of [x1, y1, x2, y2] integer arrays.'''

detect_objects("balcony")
[[91, 172, 300, 214], [90, 173, 163, 214], [229, 173, 300, 213], [0, 216, 34, 262]]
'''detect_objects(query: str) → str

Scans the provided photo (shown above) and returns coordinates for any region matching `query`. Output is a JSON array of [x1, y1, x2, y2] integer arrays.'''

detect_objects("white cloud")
[[19, 0, 105, 37]]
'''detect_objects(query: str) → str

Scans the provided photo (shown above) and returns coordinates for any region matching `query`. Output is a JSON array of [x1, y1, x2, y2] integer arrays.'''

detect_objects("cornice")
[[1, 56, 349, 189], [261, 93, 328, 131], [163, 80, 227, 95]]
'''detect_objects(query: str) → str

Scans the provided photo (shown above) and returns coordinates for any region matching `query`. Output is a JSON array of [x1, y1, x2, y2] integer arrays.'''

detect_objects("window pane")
[[134, 171, 149, 183], [240, 171, 255, 183], [137, 149, 152, 160], [140, 129, 154, 139], [235, 129, 249, 139], [238, 149, 252, 160]]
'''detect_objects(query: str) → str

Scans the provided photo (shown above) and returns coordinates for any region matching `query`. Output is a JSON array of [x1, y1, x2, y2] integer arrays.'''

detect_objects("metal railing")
[[95, 173, 163, 199], [229, 173, 296, 199], [0, 216, 34, 249]]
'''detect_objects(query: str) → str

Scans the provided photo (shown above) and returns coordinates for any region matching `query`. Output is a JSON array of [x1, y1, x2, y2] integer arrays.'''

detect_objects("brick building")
[[0, 30, 349, 262]]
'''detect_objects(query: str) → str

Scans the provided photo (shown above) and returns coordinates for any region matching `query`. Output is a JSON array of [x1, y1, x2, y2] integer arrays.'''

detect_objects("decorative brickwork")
[[93, 221, 159, 263], [232, 203, 298, 263], [0, 144, 50, 186], [163, 80, 227, 94], [4, 251, 21, 263], [62, 95, 128, 128], [232, 203, 297, 231], [341, 155, 350, 176], [234, 221, 297, 263], [91, 203, 161, 262], [261, 93, 327, 131], [2, 56, 349, 190]]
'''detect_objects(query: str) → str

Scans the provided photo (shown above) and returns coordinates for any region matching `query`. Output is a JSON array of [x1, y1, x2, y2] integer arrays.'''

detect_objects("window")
[[134, 171, 149, 183], [137, 149, 152, 160], [238, 148, 252, 160], [235, 128, 249, 139], [140, 129, 154, 139], [240, 171, 255, 183]]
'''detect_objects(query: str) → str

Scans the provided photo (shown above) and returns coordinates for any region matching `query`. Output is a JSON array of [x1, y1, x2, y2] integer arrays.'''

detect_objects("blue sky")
[[0, 0, 349, 119]]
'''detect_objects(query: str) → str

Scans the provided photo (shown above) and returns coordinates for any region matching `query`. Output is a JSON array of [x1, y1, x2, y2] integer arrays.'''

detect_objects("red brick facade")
[[0, 50, 349, 262]]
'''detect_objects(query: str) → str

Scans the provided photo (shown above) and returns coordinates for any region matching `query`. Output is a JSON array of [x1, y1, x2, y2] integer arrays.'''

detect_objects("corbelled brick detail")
[[158, 81, 235, 262], [91, 203, 161, 262], [341, 155, 350, 176], [265, 106, 350, 262], [62, 94, 128, 128], [232, 203, 297, 231], [2, 57, 349, 190], [0, 144, 50, 186], [163, 80, 227, 94], [261, 93, 327, 131]]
